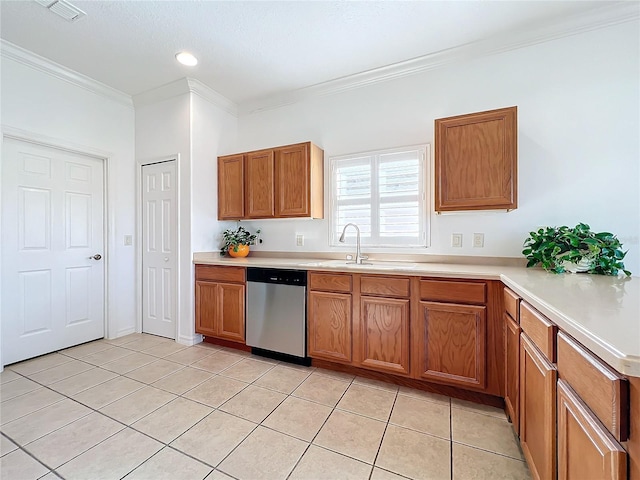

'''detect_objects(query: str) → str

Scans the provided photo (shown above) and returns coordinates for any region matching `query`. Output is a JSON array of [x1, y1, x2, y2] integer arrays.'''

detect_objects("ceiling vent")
[[35, 0, 86, 22]]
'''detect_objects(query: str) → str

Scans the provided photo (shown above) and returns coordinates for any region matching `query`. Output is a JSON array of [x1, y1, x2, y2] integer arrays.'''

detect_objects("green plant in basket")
[[522, 223, 630, 276], [220, 226, 261, 256]]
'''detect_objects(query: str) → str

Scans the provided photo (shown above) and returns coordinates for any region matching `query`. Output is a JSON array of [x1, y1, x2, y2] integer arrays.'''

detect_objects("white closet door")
[[142, 160, 177, 339]]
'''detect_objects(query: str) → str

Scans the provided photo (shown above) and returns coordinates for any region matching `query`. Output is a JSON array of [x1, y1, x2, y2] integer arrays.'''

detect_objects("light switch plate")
[[124, 235, 133, 246], [451, 233, 463, 248]]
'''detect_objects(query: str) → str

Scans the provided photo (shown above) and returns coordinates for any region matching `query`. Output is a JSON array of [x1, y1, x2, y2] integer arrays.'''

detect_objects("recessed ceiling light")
[[176, 52, 198, 67]]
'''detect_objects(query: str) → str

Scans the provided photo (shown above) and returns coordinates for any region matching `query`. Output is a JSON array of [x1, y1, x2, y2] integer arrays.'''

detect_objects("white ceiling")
[[0, 1, 626, 106]]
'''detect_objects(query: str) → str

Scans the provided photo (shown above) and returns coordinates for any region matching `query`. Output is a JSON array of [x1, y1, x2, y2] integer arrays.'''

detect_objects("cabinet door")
[[434, 106, 517, 211], [275, 143, 309, 217], [520, 333, 557, 480], [416, 301, 486, 389], [358, 296, 410, 375], [505, 313, 521, 434], [216, 282, 245, 343], [195, 280, 218, 337], [557, 380, 627, 480], [245, 150, 274, 218], [308, 291, 352, 363], [217, 154, 244, 219]]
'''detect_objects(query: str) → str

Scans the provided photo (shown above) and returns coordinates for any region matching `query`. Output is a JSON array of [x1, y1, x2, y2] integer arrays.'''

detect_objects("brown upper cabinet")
[[434, 106, 517, 212], [217, 141, 324, 220], [245, 149, 275, 218], [217, 154, 245, 219]]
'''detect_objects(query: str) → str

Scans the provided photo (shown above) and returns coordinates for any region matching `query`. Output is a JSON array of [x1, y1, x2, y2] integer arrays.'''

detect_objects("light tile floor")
[[0, 334, 531, 480]]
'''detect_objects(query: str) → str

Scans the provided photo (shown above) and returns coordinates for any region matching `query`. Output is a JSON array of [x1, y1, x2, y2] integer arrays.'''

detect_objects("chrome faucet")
[[339, 223, 370, 264]]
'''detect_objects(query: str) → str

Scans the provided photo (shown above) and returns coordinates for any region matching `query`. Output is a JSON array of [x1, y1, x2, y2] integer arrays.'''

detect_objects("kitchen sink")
[[298, 259, 418, 270]]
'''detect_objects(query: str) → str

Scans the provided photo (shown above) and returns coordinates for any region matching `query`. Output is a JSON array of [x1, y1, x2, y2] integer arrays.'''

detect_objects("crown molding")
[[241, 2, 639, 114], [132, 78, 191, 107], [1, 40, 133, 108], [186, 78, 238, 117], [133, 77, 238, 117]]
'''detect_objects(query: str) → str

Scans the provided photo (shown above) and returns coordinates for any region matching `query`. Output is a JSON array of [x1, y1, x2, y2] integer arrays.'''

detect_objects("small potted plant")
[[220, 226, 261, 257], [522, 223, 631, 276]]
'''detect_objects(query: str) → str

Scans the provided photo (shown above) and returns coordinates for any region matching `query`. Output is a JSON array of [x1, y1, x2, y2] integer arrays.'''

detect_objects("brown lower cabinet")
[[357, 295, 410, 375], [307, 272, 500, 395], [504, 312, 521, 433], [519, 333, 557, 480], [195, 265, 246, 344], [307, 290, 352, 363], [415, 301, 487, 389], [557, 379, 627, 480]]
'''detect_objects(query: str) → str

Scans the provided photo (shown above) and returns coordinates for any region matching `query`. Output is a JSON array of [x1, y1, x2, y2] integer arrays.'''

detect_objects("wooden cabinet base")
[[201, 336, 251, 352], [312, 358, 504, 409], [629, 377, 640, 480]]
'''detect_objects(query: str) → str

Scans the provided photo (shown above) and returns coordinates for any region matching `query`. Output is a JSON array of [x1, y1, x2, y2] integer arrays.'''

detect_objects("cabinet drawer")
[[309, 272, 352, 293], [557, 332, 629, 441], [557, 380, 627, 480], [504, 287, 520, 322], [420, 279, 486, 304], [361, 276, 410, 298], [520, 302, 556, 362], [195, 265, 245, 283]]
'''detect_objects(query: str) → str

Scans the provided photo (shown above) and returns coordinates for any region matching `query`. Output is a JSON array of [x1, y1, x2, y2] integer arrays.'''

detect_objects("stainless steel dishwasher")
[[246, 267, 309, 365]]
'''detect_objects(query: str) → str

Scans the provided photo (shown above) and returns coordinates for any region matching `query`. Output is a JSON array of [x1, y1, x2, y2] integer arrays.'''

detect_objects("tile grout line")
[[450, 397, 454, 480], [1, 430, 62, 478], [450, 440, 529, 462], [3, 377, 175, 476], [107, 356, 289, 473], [208, 366, 316, 477], [368, 389, 400, 480], [283, 371, 357, 480]]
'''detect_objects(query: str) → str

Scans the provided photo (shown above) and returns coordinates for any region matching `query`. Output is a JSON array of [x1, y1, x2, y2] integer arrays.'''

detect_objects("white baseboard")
[[111, 326, 136, 340], [177, 333, 203, 346]]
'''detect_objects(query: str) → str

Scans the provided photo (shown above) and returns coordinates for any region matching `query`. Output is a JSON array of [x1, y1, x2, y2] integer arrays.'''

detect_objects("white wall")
[[0, 54, 136, 366], [236, 21, 640, 275], [191, 93, 238, 253]]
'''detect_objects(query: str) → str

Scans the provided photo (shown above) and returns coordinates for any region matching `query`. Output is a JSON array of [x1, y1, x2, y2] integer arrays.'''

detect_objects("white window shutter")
[[330, 145, 428, 247]]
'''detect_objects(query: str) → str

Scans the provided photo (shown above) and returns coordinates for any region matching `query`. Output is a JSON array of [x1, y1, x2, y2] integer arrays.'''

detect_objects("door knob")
[[164, 257, 169, 262], [91, 254, 102, 260]]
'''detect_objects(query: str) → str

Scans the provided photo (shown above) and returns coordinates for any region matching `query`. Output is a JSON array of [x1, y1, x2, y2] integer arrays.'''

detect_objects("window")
[[329, 144, 429, 247]]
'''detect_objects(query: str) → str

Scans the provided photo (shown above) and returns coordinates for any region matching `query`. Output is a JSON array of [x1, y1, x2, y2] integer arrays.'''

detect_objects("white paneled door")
[[142, 161, 177, 339], [1, 138, 105, 365]]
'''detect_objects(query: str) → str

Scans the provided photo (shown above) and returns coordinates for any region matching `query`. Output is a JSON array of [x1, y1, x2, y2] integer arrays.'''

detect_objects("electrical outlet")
[[473, 233, 484, 248], [296, 234, 304, 247], [124, 235, 132, 246], [451, 233, 463, 248]]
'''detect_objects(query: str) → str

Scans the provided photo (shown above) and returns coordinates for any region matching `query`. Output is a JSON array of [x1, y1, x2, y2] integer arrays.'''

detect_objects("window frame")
[[328, 144, 430, 248]]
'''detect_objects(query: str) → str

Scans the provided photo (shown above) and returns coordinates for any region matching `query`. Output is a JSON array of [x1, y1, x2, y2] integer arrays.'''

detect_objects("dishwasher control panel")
[[246, 267, 306, 286]]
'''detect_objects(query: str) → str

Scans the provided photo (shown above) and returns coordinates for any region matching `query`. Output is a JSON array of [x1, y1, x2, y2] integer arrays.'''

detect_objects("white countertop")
[[193, 252, 640, 377]]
